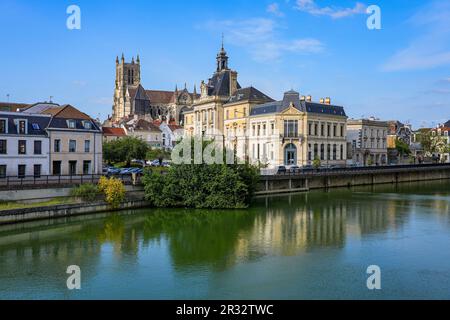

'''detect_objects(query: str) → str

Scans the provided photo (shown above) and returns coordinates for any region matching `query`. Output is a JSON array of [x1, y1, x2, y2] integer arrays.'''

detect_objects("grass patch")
[[0, 198, 74, 212]]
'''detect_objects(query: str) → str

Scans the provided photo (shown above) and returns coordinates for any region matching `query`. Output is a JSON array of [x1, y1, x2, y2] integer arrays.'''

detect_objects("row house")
[[0, 103, 103, 178], [0, 112, 51, 178], [347, 119, 388, 166]]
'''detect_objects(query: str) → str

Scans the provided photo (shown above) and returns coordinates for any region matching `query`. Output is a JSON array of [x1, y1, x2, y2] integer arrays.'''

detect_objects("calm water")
[[1, 181, 450, 300]]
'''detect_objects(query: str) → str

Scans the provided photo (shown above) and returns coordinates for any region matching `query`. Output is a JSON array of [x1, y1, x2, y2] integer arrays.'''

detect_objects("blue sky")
[[0, 0, 449, 128]]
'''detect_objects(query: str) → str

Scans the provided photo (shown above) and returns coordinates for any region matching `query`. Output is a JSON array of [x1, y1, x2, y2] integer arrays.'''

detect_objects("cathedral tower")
[[113, 54, 141, 121]]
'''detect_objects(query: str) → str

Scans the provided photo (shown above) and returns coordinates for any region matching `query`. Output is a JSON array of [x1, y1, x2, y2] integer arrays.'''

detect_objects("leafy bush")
[[70, 184, 99, 201], [98, 176, 126, 208], [313, 156, 321, 169], [142, 138, 260, 209]]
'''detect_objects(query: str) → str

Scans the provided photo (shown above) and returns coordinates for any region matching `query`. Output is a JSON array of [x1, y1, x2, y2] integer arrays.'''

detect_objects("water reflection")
[[0, 181, 449, 298]]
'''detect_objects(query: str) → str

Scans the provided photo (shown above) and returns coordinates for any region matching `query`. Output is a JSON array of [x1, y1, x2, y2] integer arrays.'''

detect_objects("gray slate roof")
[[207, 71, 241, 97], [227, 87, 274, 104], [250, 90, 346, 117], [0, 113, 51, 136]]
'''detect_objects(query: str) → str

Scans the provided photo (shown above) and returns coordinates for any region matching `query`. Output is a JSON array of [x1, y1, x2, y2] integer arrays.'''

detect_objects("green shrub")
[[70, 184, 99, 202]]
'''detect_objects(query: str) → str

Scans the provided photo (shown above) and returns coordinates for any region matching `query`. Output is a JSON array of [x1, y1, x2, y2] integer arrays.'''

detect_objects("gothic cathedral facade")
[[111, 54, 197, 125]]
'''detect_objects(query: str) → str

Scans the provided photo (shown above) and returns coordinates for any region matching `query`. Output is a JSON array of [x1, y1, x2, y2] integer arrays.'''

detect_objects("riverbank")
[[1, 164, 449, 225]]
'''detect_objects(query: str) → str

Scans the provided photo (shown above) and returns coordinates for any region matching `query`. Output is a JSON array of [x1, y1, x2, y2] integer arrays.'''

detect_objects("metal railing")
[[265, 163, 450, 178], [0, 174, 140, 190]]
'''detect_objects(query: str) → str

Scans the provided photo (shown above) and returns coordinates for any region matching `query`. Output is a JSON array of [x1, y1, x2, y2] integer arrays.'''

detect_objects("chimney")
[[300, 95, 306, 101], [325, 97, 331, 105], [320, 98, 325, 104], [306, 95, 312, 102]]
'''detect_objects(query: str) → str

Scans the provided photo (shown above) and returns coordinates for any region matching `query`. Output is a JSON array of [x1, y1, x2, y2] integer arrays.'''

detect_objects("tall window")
[[0, 165, 6, 178], [308, 123, 312, 136], [284, 120, 298, 138], [84, 140, 91, 153], [340, 145, 344, 160], [69, 161, 77, 176], [320, 144, 325, 160], [34, 140, 42, 155], [83, 161, 91, 175], [0, 140, 6, 154], [340, 125, 344, 137], [333, 144, 337, 160], [34, 164, 42, 178], [69, 140, 77, 153], [308, 144, 312, 161], [53, 161, 61, 176], [18, 165, 26, 178], [54, 139, 61, 153], [0, 119, 6, 133], [321, 124, 324, 137], [327, 144, 331, 160], [18, 140, 26, 154]]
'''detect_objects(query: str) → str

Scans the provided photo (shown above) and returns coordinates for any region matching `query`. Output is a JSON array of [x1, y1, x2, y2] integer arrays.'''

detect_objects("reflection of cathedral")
[[111, 54, 198, 125]]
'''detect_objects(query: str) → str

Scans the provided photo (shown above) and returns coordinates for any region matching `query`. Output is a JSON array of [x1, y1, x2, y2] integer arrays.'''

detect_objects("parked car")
[[107, 167, 121, 176], [277, 166, 287, 174], [289, 166, 300, 173], [131, 159, 146, 167], [301, 165, 314, 173]]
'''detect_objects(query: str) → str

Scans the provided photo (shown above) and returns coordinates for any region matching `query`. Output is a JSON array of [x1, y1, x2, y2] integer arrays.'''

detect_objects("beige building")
[[347, 118, 388, 166], [41, 105, 103, 175], [122, 118, 162, 149], [248, 91, 348, 168], [223, 87, 274, 161]]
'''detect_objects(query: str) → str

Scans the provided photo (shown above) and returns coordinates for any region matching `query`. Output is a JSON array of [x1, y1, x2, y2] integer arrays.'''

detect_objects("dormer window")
[[14, 119, 27, 134], [83, 121, 92, 130], [0, 119, 7, 134], [67, 120, 76, 129], [32, 123, 40, 130]]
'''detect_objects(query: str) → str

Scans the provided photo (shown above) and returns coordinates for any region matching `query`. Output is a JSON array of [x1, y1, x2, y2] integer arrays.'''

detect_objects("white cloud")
[[204, 18, 324, 62], [295, 0, 366, 19], [382, 1, 450, 72], [267, 3, 284, 17]]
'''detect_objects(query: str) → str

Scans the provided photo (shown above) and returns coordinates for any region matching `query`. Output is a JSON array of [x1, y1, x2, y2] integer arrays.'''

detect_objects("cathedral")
[[111, 54, 197, 125]]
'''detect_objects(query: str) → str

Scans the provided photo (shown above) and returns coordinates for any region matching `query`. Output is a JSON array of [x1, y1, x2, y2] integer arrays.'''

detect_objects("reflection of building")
[[111, 54, 197, 124], [347, 118, 388, 166]]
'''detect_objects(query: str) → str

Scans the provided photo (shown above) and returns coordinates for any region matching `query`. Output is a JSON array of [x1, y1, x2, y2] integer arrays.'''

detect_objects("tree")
[[312, 156, 321, 169], [396, 138, 411, 157], [103, 136, 149, 166]]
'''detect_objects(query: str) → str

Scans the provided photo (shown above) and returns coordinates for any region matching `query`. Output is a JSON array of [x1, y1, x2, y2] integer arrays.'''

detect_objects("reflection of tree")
[[142, 209, 258, 271]]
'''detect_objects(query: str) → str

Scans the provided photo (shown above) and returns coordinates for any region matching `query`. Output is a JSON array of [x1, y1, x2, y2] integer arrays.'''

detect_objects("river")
[[1, 180, 449, 300]]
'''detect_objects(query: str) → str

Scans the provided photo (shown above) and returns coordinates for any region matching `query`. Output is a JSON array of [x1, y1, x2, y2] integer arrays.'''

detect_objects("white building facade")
[[0, 112, 51, 178]]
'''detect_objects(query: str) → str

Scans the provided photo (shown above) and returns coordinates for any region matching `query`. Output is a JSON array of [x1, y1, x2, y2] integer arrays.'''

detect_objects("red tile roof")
[[102, 127, 126, 136], [0, 102, 31, 112]]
